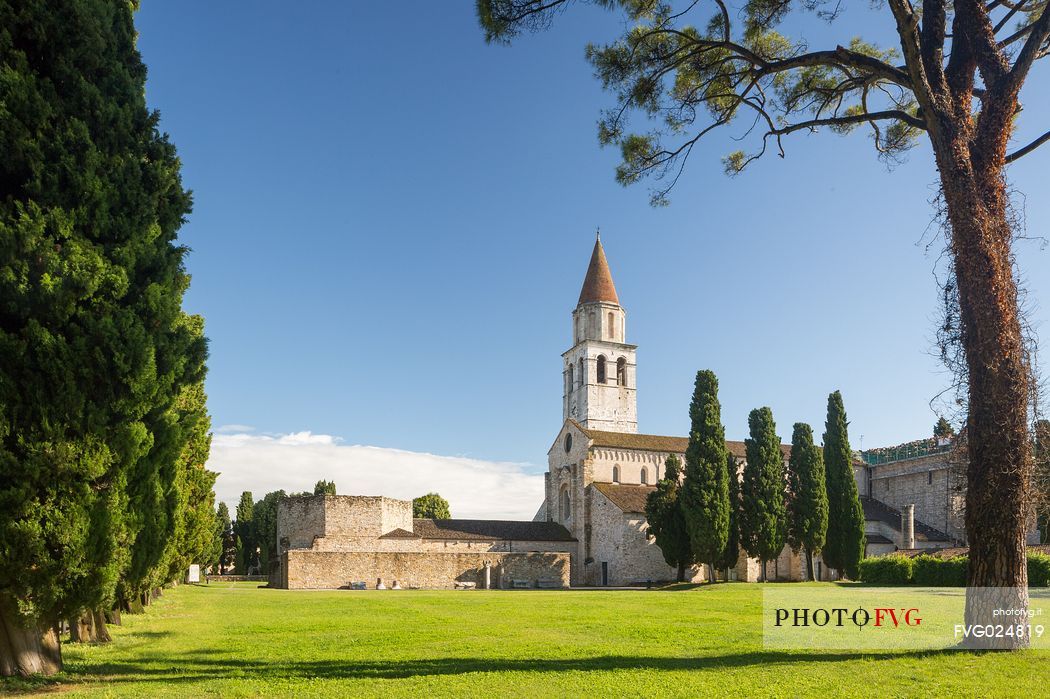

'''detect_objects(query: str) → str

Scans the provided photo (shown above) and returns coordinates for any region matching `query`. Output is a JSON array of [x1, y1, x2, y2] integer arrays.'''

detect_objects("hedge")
[[1029, 552, 1050, 587], [859, 552, 1050, 586], [858, 555, 913, 584], [912, 555, 967, 586]]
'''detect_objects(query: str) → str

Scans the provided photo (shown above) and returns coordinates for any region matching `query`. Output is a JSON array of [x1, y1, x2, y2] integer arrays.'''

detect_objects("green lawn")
[[4, 582, 1048, 697]]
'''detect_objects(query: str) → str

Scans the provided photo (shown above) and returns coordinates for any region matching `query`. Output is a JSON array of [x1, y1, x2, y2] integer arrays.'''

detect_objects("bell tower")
[[562, 233, 637, 433]]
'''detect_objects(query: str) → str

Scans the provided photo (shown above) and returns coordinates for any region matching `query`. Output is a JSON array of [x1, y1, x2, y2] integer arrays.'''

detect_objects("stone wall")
[[868, 453, 964, 542], [277, 495, 326, 552], [281, 550, 570, 590]]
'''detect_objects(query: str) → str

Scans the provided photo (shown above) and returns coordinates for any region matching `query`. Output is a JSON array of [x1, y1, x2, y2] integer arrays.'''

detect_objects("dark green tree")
[[934, 417, 955, 439], [786, 423, 829, 581], [478, 0, 1050, 648], [252, 490, 287, 574], [0, 0, 199, 674], [116, 314, 209, 619], [413, 493, 451, 519], [313, 479, 337, 496], [644, 455, 694, 582], [740, 408, 786, 581], [214, 503, 236, 574], [1035, 420, 1050, 544], [718, 451, 743, 575], [716, 453, 741, 578], [822, 392, 866, 580], [679, 370, 729, 580], [158, 367, 218, 588], [234, 492, 256, 574]]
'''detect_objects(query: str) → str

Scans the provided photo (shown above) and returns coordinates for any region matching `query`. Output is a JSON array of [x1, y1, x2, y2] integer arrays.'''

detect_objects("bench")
[[536, 578, 562, 589], [511, 579, 530, 589], [454, 581, 477, 590], [348, 581, 367, 590]]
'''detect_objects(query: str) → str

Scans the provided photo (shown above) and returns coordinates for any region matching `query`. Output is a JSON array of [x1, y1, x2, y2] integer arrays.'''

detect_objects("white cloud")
[[208, 430, 546, 520], [214, 423, 256, 434]]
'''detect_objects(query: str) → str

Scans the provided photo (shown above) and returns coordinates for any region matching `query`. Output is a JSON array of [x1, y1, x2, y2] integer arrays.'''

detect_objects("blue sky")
[[135, 2, 1050, 515]]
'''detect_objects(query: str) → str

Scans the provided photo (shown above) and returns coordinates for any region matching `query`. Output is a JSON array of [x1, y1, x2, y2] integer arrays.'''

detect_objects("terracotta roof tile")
[[593, 482, 655, 513], [578, 425, 791, 460], [578, 235, 620, 305], [413, 519, 576, 542], [379, 528, 419, 539]]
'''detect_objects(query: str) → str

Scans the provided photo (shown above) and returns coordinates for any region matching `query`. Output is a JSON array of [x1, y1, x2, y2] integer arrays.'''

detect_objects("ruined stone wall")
[[277, 495, 326, 552], [322, 495, 411, 538], [281, 550, 570, 590]]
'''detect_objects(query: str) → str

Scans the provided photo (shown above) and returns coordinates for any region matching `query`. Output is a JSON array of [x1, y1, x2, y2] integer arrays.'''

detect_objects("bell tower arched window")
[[567, 364, 574, 392], [608, 311, 615, 339], [612, 465, 620, 483], [616, 357, 626, 386], [597, 355, 607, 384], [640, 467, 648, 485], [578, 357, 584, 387]]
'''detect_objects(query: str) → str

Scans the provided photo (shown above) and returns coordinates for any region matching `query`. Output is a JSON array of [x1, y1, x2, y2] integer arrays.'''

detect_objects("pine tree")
[[786, 423, 829, 581], [0, 0, 198, 674], [413, 493, 451, 519], [313, 479, 337, 496], [740, 408, 786, 581], [234, 492, 256, 574], [716, 452, 741, 578], [645, 455, 695, 582], [822, 391, 866, 580], [679, 371, 730, 580]]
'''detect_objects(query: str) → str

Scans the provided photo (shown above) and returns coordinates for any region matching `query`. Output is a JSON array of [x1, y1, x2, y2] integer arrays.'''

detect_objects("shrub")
[[912, 555, 967, 586], [858, 555, 913, 584], [1028, 553, 1050, 587]]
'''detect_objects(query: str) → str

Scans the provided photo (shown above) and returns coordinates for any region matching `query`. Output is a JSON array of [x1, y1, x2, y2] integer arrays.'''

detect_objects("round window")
[[564, 433, 572, 453]]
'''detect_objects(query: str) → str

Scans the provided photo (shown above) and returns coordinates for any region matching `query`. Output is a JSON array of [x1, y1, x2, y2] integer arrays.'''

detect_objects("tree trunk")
[[805, 547, 815, 582], [0, 600, 62, 677], [68, 610, 110, 644], [935, 135, 1032, 649], [105, 608, 122, 626], [676, 561, 686, 583]]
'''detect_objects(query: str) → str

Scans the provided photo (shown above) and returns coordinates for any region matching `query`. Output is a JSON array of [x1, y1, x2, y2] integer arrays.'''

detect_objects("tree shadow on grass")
[[73, 648, 964, 684]]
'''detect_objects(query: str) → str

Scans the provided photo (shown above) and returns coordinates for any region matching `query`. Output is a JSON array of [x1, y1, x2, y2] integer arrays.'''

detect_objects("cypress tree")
[[0, 0, 198, 674], [740, 407, 786, 581], [679, 370, 729, 580], [786, 423, 829, 581], [645, 455, 695, 582], [252, 490, 287, 574], [822, 391, 865, 579], [160, 364, 218, 586], [716, 452, 741, 577], [214, 503, 235, 574], [234, 492, 256, 574]]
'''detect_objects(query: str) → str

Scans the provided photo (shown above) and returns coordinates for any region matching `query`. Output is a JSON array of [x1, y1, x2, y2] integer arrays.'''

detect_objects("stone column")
[[901, 504, 915, 549]]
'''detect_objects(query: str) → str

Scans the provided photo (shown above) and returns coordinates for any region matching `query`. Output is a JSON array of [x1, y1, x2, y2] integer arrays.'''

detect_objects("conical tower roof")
[[577, 233, 620, 306]]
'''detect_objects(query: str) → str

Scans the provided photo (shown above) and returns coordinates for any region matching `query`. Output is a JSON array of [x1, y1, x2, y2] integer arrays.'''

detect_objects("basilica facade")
[[539, 236, 961, 586]]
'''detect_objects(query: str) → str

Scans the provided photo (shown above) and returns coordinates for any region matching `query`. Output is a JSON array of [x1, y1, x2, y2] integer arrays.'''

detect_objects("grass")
[[3, 582, 1049, 697]]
